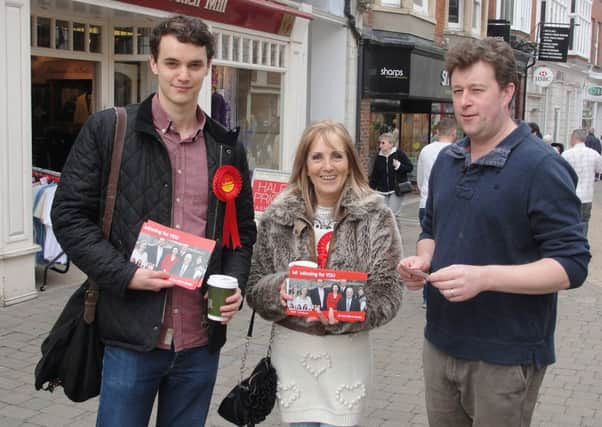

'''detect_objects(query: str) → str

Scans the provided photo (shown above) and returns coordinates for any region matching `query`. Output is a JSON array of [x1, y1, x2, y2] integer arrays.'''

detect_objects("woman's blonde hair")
[[288, 120, 372, 217]]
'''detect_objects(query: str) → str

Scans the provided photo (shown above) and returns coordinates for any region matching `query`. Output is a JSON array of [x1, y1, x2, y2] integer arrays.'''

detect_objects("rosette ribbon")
[[316, 231, 333, 268], [212, 165, 243, 249]]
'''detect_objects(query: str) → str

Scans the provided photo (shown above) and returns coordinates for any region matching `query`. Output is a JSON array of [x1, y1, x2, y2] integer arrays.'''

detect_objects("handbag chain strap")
[[238, 310, 276, 384], [83, 106, 127, 325]]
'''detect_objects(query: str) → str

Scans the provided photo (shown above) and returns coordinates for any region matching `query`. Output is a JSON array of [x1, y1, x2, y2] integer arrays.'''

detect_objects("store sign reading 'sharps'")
[[363, 45, 411, 96]]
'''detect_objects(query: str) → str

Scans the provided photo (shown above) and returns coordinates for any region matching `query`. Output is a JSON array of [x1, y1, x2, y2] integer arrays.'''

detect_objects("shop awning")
[[116, 0, 312, 36]]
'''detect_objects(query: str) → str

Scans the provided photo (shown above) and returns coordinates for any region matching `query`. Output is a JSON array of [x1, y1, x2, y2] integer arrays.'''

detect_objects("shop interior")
[[369, 100, 457, 181]]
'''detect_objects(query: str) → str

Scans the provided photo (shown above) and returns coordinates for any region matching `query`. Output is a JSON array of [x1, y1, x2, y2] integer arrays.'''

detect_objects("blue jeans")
[[96, 344, 219, 427]]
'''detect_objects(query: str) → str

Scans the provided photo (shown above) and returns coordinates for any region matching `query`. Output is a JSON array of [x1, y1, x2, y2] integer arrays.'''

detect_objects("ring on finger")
[[449, 289, 454, 297]]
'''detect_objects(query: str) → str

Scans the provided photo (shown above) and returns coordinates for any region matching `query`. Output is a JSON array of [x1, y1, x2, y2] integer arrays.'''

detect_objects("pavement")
[[1, 187, 602, 427]]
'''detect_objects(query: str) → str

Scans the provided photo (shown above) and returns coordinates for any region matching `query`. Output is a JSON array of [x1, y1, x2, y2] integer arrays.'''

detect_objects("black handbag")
[[394, 180, 413, 196], [218, 311, 277, 426], [34, 107, 127, 402]]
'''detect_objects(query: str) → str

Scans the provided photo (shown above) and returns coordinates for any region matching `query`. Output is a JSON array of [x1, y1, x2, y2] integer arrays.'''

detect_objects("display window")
[[368, 102, 457, 181], [211, 65, 282, 172]]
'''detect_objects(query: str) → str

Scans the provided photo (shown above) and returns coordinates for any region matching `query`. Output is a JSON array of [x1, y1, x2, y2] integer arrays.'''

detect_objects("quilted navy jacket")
[[51, 94, 257, 353]]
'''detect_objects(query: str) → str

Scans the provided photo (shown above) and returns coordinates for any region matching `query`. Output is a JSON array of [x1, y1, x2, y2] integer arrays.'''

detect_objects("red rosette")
[[212, 165, 243, 249], [316, 231, 333, 268]]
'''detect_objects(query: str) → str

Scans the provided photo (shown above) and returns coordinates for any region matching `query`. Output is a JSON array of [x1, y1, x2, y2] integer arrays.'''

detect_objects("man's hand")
[[216, 287, 243, 325], [127, 268, 175, 291], [397, 256, 430, 290], [392, 159, 401, 170], [428, 264, 485, 302]]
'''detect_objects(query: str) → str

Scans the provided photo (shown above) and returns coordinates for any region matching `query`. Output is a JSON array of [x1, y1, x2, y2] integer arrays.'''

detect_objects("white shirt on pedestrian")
[[417, 142, 452, 208], [562, 143, 602, 203]]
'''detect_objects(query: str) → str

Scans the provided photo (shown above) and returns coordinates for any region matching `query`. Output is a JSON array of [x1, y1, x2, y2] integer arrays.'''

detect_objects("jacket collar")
[[265, 186, 386, 227], [447, 122, 531, 168], [135, 93, 240, 146]]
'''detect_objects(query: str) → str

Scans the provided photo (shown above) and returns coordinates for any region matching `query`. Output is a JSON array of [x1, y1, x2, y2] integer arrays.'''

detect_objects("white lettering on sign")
[[205, 0, 227, 13], [380, 67, 405, 78], [440, 69, 450, 87], [174, 0, 201, 7]]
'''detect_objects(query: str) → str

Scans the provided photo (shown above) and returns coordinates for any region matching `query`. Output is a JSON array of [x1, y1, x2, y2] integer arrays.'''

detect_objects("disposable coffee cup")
[[207, 274, 238, 321]]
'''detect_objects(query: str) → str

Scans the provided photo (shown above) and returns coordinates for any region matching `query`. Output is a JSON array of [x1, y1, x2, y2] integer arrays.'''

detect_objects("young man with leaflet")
[[398, 38, 590, 426], [51, 16, 256, 426]]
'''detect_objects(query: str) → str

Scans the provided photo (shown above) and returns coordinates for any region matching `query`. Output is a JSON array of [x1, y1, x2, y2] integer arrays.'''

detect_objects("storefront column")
[[281, 11, 310, 172], [0, 0, 38, 305]]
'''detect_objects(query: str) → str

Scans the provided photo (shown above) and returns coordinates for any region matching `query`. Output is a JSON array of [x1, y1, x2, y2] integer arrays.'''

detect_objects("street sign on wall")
[[538, 25, 570, 62], [533, 66, 554, 88]]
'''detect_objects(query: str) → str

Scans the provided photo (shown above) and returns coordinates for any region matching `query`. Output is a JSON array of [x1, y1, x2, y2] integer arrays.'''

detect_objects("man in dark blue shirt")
[[398, 38, 590, 427]]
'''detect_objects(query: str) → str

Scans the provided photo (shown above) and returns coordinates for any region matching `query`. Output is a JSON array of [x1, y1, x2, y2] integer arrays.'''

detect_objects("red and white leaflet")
[[131, 220, 216, 290], [286, 266, 368, 323]]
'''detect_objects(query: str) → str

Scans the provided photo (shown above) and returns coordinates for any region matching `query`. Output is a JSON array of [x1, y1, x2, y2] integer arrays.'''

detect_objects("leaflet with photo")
[[130, 220, 216, 290], [286, 266, 368, 323]]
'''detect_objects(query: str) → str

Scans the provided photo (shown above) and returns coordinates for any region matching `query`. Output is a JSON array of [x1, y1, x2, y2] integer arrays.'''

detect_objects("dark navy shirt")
[[420, 122, 590, 367]]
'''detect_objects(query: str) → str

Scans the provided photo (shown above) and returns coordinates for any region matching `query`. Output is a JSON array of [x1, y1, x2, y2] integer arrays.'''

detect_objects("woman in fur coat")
[[246, 120, 404, 427]]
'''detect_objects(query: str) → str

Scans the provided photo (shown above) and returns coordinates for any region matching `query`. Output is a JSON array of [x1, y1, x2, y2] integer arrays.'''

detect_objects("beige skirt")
[[271, 323, 372, 426]]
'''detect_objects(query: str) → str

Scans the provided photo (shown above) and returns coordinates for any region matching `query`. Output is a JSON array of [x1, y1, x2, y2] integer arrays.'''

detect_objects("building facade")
[[0, 0, 312, 305]]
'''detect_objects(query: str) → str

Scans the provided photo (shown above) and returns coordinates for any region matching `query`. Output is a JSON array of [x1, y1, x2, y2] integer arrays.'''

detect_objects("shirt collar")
[[151, 93, 206, 141], [447, 122, 531, 169]]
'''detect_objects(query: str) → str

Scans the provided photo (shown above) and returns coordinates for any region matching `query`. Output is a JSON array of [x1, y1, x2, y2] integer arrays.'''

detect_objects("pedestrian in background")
[[369, 132, 413, 230], [528, 122, 542, 139], [51, 15, 256, 426], [416, 117, 457, 309], [585, 127, 602, 154], [398, 38, 590, 427], [562, 128, 602, 235], [246, 120, 403, 427]]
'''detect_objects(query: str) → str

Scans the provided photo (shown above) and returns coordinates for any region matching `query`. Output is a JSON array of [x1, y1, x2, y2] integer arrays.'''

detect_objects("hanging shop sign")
[[533, 66, 554, 88], [587, 86, 602, 99], [363, 44, 411, 96], [118, 0, 311, 36], [487, 19, 511, 43], [538, 25, 570, 62]]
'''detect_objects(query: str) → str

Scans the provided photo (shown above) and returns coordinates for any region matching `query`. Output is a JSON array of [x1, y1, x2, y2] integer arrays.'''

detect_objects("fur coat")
[[246, 186, 403, 335]]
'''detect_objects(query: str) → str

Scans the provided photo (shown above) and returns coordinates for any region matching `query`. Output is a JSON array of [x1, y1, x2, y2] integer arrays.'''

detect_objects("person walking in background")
[[416, 117, 457, 309], [50, 15, 256, 426], [398, 38, 590, 427], [585, 128, 602, 154], [417, 117, 457, 226], [369, 132, 413, 230], [562, 128, 602, 235], [246, 120, 403, 427]]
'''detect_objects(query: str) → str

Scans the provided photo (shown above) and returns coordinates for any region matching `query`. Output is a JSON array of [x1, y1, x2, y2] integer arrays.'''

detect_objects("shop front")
[[359, 38, 453, 180], [0, 0, 311, 305]]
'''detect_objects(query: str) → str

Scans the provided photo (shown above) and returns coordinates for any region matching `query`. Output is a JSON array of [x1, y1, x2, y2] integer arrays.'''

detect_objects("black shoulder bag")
[[34, 107, 127, 402], [218, 311, 277, 426]]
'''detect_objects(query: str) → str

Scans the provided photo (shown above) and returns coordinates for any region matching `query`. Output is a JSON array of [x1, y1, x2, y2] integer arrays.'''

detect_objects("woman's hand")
[[280, 281, 293, 307]]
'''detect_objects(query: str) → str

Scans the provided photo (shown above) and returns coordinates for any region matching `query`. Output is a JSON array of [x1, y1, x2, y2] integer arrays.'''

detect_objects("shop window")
[[252, 40, 259, 64], [89, 25, 102, 53], [232, 36, 241, 61], [221, 34, 230, 60], [37, 17, 51, 48], [137, 28, 151, 55], [270, 44, 278, 67], [56, 20, 70, 50], [242, 39, 251, 63], [114, 27, 134, 54], [212, 66, 283, 172], [73, 23, 86, 51]]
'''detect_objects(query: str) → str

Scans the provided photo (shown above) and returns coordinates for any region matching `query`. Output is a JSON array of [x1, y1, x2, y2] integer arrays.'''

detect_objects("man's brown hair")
[[150, 15, 215, 62], [445, 38, 518, 90]]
